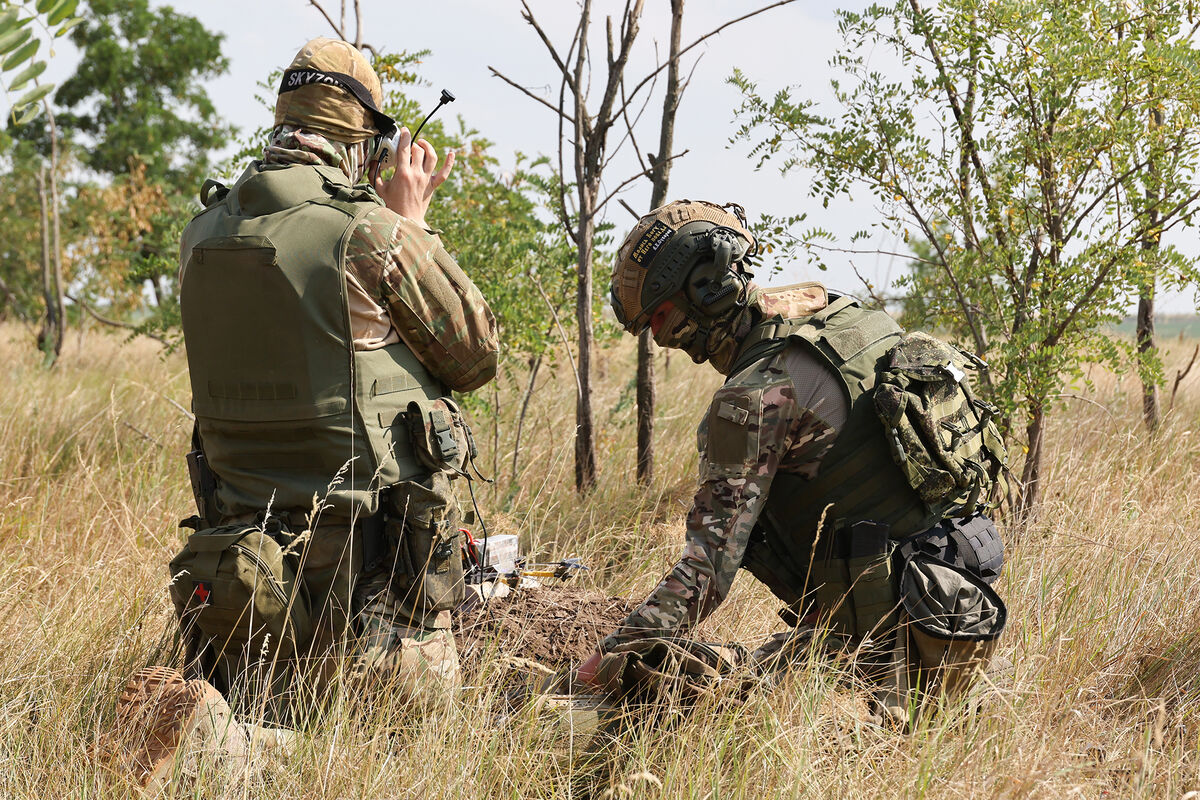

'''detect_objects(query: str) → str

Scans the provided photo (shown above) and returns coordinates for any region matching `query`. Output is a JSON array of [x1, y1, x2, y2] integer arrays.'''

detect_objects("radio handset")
[[371, 89, 456, 185]]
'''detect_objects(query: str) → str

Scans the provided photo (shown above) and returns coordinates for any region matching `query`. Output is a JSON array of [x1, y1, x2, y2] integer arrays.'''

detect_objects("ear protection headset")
[[683, 226, 752, 319]]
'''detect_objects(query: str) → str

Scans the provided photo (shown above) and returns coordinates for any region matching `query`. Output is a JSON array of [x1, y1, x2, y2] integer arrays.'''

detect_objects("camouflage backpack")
[[873, 332, 1008, 517]]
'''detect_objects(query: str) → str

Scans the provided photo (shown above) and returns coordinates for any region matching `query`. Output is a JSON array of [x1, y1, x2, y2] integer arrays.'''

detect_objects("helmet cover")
[[610, 200, 757, 334]]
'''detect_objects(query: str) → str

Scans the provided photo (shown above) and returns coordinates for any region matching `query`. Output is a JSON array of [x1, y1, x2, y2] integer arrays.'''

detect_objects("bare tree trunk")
[[1138, 101, 1165, 433], [150, 276, 165, 308], [636, 330, 656, 482], [511, 353, 543, 479], [575, 190, 598, 492], [49, 108, 65, 347], [1015, 402, 1045, 521], [1137, 283, 1158, 431], [492, 374, 501, 484], [496, 0, 791, 491], [36, 167, 60, 365], [636, 0, 686, 485], [35, 102, 67, 366]]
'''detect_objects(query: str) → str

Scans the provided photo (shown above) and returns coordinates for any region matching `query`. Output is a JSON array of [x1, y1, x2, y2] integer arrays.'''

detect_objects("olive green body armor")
[[734, 296, 941, 633], [179, 162, 440, 522], [745, 297, 940, 549]]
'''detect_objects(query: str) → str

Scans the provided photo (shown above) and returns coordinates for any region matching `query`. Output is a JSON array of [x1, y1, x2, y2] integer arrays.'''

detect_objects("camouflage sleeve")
[[600, 360, 801, 651], [346, 207, 499, 391]]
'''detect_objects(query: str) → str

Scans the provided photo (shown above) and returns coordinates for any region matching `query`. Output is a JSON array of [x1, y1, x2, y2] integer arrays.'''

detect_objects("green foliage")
[[732, 0, 1200, 441], [0, 0, 83, 124], [48, 0, 231, 190], [0, 138, 50, 320]]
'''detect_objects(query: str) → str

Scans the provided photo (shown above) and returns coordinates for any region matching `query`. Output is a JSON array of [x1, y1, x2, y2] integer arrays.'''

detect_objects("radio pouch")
[[406, 397, 477, 475]]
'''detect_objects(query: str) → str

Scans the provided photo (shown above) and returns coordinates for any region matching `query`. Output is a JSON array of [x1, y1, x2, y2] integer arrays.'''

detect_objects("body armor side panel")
[[748, 301, 937, 577], [180, 163, 439, 521]]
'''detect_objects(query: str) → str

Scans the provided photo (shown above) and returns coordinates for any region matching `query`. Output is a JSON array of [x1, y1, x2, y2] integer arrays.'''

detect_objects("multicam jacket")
[[602, 285, 848, 651], [264, 128, 498, 392]]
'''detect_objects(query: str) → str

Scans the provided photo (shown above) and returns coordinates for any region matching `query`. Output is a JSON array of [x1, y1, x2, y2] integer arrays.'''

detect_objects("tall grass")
[[3, 322, 1200, 798]]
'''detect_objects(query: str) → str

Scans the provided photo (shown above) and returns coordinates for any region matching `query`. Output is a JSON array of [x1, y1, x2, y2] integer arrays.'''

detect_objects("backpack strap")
[[806, 294, 857, 325], [728, 317, 806, 376]]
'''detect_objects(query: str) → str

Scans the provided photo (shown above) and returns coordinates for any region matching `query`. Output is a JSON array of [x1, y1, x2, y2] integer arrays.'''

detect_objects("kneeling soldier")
[[579, 200, 1007, 722], [99, 38, 497, 788]]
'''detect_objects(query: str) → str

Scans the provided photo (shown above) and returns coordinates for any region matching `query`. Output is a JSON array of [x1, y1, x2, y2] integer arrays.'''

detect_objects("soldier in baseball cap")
[[98, 37, 498, 785]]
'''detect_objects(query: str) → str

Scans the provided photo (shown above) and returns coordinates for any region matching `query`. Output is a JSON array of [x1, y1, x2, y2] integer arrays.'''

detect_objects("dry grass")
[[3, 321, 1200, 798]]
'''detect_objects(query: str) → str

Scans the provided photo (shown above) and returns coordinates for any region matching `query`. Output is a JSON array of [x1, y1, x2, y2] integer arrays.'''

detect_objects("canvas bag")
[[898, 553, 1006, 701], [169, 523, 313, 663]]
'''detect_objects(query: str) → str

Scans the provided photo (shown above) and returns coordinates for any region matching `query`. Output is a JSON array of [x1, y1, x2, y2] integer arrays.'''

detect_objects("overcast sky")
[[18, 0, 1200, 314]]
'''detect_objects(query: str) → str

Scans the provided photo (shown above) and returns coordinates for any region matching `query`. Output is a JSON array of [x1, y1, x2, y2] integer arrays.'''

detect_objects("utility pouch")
[[809, 520, 899, 640], [898, 553, 1006, 702], [406, 397, 476, 475], [846, 520, 901, 638], [386, 472, 466, 617], [168, 520, 312, 664]]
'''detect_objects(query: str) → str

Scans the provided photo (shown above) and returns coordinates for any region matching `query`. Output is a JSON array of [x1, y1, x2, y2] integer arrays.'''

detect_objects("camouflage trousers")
[[749, 625, 914, 727], [349, 568, 461, 705], [191, 473, 462, 715]]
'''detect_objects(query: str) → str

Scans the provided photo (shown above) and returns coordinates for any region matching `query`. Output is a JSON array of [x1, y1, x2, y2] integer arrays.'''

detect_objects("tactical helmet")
[[274, 37, 392, 144], [610, 200, 758, 336]]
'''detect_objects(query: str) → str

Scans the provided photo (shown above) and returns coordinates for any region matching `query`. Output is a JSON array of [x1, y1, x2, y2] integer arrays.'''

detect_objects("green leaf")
[[2, 35, 37, 71], [0, 9, 18, 34], [7, 58, 45, 91], [54, 16, 83, 37], [36, 0, 58, 12], [46, 0, 77, 26], [11, 102, 41, 125], [0, 25, 30, 56], [14, 81, 53, 108]]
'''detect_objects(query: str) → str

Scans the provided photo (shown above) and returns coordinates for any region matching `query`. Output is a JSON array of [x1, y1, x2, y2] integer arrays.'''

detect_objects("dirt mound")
[[455, 585, 634, 673]]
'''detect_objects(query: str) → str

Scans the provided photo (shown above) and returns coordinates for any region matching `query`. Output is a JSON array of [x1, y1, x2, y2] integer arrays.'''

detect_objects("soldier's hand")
[[375, 126, 455, 228], [577, 650, 603, 687]]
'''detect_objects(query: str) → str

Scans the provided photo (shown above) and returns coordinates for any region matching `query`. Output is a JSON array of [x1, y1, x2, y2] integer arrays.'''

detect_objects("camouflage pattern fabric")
[[748, 626, 849, 676], [602, 283, 851, 652], [754, 282, 829, 320], [273, 37, 383, 144], [265, 125, 367, 183], [352, 582, 461, 705], [264, 129, 498, 393], [703, 283, 834, 375], [600, 348, 839, 651]]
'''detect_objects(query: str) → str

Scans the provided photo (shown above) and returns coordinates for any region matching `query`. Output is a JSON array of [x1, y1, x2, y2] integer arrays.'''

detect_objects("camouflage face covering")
[[263, 125, 368, 183], [651, 283, 757, 375]]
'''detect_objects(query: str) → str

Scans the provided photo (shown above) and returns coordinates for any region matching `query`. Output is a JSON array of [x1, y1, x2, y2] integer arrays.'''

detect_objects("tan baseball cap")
[[273, 37, 386, 143]]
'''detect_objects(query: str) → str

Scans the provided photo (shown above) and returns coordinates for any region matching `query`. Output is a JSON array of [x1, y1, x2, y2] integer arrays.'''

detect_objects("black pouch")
[[386, 472, 466, 617]]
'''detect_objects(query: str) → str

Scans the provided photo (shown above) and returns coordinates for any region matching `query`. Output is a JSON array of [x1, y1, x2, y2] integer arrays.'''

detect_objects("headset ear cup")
[[368, 133, 385, 164], [685, 261, 746, 317]]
